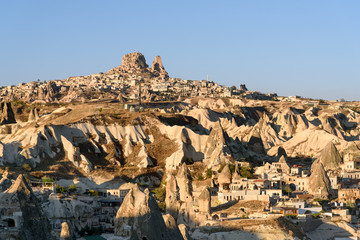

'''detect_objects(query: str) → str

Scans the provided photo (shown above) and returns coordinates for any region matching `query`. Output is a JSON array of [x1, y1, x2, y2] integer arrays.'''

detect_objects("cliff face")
[[106, 52, 169, 80], [107, 52, 149, 75], [151, 55, 168, 79], [0, 175, 54, 240]]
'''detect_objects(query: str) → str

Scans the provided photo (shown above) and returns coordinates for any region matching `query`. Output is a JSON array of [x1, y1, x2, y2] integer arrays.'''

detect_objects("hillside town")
[[0, 52, 277, 104], [1, 53, 360, 240]]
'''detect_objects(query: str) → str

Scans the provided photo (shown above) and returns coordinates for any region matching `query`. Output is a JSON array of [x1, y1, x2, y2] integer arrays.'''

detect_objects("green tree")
[[240, 167, 254, 179], [56, 185, 67, 194], [206, 169, 213, 179], [283, 185, 292, 196], [68, 184, 77, 193], [89, 190, 98, 196], [154, 186, 166, 202], [22, 163, 32, 172], [41, 176, 54, 183], [184, 157, 194, 165], [154, 186, 166, 212], [229, 164, 235, 173], [346, 201, 356, 209], [157, 202, 166, 213]]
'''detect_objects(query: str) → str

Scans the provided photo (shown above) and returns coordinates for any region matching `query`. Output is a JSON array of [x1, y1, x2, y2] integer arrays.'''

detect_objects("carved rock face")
[[151, 56, 168, 79], [108, 52, 149, 75], [0, 102, 16, 125]]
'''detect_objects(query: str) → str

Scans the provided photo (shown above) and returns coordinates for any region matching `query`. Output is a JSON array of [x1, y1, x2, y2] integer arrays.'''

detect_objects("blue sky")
[[0, 1, 359, 100]]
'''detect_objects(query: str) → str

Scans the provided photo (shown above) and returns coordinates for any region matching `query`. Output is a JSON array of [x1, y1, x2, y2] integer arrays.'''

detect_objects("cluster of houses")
[[34, 181, 132, 234], [0, 71, 277, 103], [212, 151, 360, 226]]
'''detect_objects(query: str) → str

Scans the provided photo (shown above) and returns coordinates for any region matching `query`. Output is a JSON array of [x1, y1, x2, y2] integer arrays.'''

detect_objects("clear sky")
[[1, 1, 359, 100]]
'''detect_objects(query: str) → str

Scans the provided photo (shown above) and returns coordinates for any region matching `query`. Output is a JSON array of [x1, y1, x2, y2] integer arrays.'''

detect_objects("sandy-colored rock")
[[198, 187, 211, 214], [179, 224, 192, 240], [318, 141, 342, 171], [108, 52, 149, 75], [176, 163, 193, 202], [114, 185, 183, 239], [28, 108, 40, 122], [151, 55, 169, 79], [309, 160, 331, 199], [204, 121, 232, 167], [61, 136, 93, 173], [279, 155, 290, 174], [60, 222, 71, 240], [218, 164, 232, 185], [0, 175, 54, 240], [248, 129, 265, 154], [163, 214, 183, 239], [165, 174, 180, 219]]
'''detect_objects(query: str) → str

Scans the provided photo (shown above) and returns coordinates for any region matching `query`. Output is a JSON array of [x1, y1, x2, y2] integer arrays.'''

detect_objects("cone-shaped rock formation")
[[0, 174, 54, 240], [309, 160, 331, 199], [115, 185, 183, 240], [0, 102, 16, 125], [318, 141, 342, 171]]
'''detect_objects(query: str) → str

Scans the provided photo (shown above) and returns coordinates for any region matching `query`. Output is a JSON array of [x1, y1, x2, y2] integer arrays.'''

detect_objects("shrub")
[[285, 214, 297, 219], [240, 167, 254, 178], [157, 202, 166, 213], [68, 184, 77, 193], [283, 185, 292, 196], [56, 185, 67, 194], [184, 157, 194, 165], [41, 176, 54, 183], [89, 190, 98, 196], [154, 186, 166, 202], [206, 168, 213, 179], [229, 164, 235, 173], [197, 175, 204, 181], [346, 201, 356, 209], [154, 186, 166, 212], [22, 163, 32, 172], [218, 163, 226, 173]]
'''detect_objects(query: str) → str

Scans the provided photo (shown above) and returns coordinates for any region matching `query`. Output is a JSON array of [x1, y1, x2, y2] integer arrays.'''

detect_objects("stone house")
[[338, 188, 360, 203]]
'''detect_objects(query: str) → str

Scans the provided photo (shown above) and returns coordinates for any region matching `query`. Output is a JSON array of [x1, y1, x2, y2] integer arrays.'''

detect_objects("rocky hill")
[[0, 53, 359, 239], [0, 98, 359, 178], [0, 52, 275, 104]]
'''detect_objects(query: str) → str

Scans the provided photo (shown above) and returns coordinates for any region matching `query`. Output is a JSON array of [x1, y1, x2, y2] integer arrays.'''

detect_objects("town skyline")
[[1, 1, 360, 100]]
